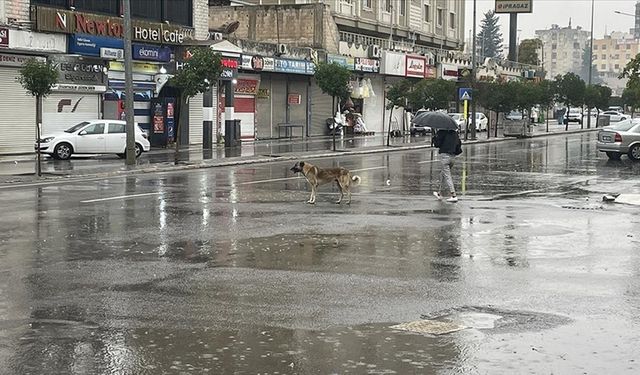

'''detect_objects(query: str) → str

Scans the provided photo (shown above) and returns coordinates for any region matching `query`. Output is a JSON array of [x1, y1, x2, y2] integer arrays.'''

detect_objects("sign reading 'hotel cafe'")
[[31, 6, 194, 45]]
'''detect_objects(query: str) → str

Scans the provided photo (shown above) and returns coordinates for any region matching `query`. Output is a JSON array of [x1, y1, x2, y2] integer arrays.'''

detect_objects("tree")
[[620, 54, 640, 115], [18, 58, 58, 177], [554, 73, 586, 131], [407, 79, 456, 111], [314, 62, 351, 150], [477, 80, 518, 137], [518, 39, 540, 66], [169, 47, 222, 162], [476, 10, 504, 59], [584, 84, 612, 118]]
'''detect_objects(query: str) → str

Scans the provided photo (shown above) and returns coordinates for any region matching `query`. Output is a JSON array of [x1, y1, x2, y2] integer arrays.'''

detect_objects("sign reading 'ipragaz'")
[[31, 6, 194, 45], [495, 0, 532, 14]]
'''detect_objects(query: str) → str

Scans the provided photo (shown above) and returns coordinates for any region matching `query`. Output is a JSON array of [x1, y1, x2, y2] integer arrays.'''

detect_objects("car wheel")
[[628, 144, 640, 161], [606, 151, 622, 160], [54, 143, 73, 160], [135, 143, 143, 158]]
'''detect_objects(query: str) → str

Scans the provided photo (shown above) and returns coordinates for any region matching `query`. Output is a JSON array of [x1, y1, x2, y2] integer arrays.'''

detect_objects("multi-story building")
[[535, 23, 590, 79], [0, 0, 210, 155], [209, 0, 466, 138], [592, 31, 639, 96]]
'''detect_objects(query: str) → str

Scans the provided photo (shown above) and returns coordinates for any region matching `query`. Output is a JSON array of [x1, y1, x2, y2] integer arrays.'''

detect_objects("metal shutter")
[[0, 67, 37, 154], [42, 93, 101, 135], [309, 78, 334, 137], [189, 93, 204, 145]]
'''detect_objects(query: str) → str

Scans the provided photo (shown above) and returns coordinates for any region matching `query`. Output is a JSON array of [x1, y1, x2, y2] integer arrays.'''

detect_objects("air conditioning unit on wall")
[[368, 44, 381, 58], [277, 43, 289, 56]]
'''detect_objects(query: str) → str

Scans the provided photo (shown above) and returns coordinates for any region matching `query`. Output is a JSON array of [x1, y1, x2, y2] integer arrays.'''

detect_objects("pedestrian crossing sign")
[[459, 88, 472, 101]]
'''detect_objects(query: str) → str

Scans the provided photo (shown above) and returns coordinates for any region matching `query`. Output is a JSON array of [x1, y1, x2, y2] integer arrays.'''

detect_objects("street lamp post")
[[587, 0, 595, 129], [123, 0, 136, 166], [471, 0, 477, 140]]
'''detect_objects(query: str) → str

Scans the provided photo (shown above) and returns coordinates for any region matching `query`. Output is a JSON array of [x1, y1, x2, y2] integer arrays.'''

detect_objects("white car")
[[602, 111, 628, 122], [37, 120, 151, 160], [474, 112, 488, 131], [448, 113, 465, 130], [505, 111, 524, 120]]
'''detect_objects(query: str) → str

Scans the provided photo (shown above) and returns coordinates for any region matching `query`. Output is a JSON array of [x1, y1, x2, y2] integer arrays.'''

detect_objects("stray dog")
[[290, 161, 361, 204]]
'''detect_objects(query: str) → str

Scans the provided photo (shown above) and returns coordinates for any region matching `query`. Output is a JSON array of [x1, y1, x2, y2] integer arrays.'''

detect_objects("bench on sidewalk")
[[277, 123, 304, 139]]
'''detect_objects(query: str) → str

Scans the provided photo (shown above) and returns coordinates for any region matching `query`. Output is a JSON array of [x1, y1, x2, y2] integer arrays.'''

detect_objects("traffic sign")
[[459, 87, 472, 101]]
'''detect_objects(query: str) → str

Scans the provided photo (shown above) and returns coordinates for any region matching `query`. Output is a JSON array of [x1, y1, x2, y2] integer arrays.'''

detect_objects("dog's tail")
[[351, 175, 361, 185]]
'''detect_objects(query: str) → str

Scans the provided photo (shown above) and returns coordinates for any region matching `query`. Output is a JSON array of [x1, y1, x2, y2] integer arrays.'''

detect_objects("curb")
[[0, 128, 598, 189]]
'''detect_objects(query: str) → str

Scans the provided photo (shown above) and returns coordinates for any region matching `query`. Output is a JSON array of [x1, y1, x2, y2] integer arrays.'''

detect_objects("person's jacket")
[[433, 130, 461, 155]]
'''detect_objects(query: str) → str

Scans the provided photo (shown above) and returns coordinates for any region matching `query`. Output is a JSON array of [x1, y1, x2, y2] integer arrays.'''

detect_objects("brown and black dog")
[[290, 161, 361, 204]]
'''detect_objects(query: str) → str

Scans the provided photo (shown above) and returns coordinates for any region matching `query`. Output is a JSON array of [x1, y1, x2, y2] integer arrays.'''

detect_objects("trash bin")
[[597, 116, 610, 128], [224, 119, 241, 147]]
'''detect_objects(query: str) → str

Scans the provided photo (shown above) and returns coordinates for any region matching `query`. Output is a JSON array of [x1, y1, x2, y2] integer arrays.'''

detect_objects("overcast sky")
[[464, 0, 639, 42]]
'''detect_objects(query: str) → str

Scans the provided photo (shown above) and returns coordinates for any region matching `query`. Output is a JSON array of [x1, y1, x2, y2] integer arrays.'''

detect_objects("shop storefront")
[[380, 51, 408, 134], [0, 28, 66, 154], [241, 54, 314, 139], [351, 57, 381, 134]]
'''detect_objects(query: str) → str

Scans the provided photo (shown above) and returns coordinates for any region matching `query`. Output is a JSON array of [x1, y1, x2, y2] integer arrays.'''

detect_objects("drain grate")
[[390, 320, 465, 335]]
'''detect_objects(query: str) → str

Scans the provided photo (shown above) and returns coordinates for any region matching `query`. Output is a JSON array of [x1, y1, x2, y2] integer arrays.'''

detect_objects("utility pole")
[[508, 13, 518, 62], [471, 0, 477, 140], [123, 0, 136, 166], [587, 0, 595, 129]]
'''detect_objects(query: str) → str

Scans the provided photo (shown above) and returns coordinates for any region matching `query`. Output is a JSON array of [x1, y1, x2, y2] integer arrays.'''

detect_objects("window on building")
[[32, 0, 68, 7], [615, 44, 620, 50], [437, 8, 443, 27], [602, 54, 606, 59], [384, 0, 391, 13], [573, 42, 580, 49], [32, 0, 192, 26], [615, 64, 620, 69], [551, 52, 557, 59], [552, 44, 557, 50], [602, 45, 607, 49], [424, 4, 431, 22], [362, 0, 372, 10], [627, 44, 631, 49], [399, 0, 406, 16], [593, 45, 598, 50], [593, 54, 597, 61], [601, 64, 606, 69], [627, 54, 631, 59], [449, 12, 455, 28], [614, 54, 619, 59], [73, 0, 119, 14]]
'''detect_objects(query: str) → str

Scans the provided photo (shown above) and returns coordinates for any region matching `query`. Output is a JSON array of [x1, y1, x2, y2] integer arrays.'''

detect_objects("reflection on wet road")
[[1, 132, 639, 374]]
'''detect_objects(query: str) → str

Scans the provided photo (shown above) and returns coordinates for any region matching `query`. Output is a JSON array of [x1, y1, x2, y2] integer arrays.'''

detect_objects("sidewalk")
[[0, 122, 596, 186]]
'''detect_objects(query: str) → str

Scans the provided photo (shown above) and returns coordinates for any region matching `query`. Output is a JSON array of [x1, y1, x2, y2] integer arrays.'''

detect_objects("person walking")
[[432, 129, 462, 202]]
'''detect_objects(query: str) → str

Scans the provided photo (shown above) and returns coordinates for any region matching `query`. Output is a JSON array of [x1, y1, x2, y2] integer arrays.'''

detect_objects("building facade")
[[535, 23, 590, 79], [209, 0, 466, 139], [593, 32, 639, 96], [0, 0, 210, 155]]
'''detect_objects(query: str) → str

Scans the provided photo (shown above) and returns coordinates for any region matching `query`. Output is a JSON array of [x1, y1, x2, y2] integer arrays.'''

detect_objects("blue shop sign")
[[274, 58, 313, 75], [133, 44, 172, 62], [327, 54, 354, 70], [69, 34, 123, 57]]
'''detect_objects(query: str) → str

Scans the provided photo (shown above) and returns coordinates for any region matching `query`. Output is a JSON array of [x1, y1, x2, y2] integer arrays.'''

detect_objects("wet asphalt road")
[[1, 132, 640, 374]]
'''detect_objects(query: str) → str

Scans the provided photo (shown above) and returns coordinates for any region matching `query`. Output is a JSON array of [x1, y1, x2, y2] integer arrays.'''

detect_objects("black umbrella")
[[412, 111, 458, 131]]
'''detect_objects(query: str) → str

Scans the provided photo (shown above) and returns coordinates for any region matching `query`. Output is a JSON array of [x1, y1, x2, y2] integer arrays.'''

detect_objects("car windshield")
[[65, 122, 90, 133], [450, 114, 461, 120]]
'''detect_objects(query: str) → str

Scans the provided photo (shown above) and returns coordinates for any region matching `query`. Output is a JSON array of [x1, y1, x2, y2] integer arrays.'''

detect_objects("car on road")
[[596, 119, 640, 160], [601, 111, 628, 122], [474, 112, 488, 131], [410, 109, 431, 136], [37, 120, 151, 160], [449, 113, 465, 130], [562, 108, 583, 125], [504, 111, 524, 121]]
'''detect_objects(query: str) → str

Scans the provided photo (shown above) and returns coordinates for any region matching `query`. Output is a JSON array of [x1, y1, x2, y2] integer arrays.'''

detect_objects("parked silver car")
[[596, 119, 640, 160]]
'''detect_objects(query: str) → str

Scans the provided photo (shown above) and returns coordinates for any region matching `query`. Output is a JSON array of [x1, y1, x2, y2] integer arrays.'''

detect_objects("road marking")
[[238, 166, 387, 186], [81, 192, 162, 203]]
